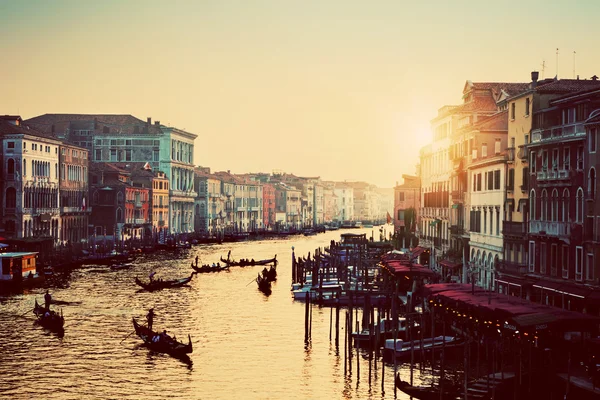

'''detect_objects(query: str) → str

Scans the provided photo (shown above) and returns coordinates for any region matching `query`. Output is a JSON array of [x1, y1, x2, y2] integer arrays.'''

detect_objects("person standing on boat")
[[147, 308, 155, 331], [195, 256, 199, 267], [44, 290, 52, 311]]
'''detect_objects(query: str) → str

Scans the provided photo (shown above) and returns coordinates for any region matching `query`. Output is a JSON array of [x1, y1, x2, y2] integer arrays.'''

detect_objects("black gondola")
[[256, 273, 272, 295], [135, 273, 194, 291], [132, 317, 192, 358], [33, 299, 65, 332], [261, 265, 277, 282], [192, 264, 230, 273], [395, 373, 461, 400], [220, 255, 277, 267]]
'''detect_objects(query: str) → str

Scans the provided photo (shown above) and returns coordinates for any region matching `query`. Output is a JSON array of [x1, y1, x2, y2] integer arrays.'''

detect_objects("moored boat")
[[135, 273, 194, 291], [384, 336, 462, 360], [132, 317, 192, 358], [256, 273, 272, 295], [192, 264, 230, 273], [395, 373, 462, 400]]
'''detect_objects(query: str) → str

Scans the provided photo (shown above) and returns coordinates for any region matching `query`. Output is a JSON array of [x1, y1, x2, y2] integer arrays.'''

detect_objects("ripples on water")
[[1, 228, 447, 399]]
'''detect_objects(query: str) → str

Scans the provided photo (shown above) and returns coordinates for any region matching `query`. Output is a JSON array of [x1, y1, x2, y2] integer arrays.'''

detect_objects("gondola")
[[256, 273, 272, 295], [135, 273, 194, 291], [395, 374, 461, 400], [33, 299, 65, 332], [132, 317, 192, 358], [261, 265, 277, 282], [191, 264, 230, 273], [220, 254, 277, 267]]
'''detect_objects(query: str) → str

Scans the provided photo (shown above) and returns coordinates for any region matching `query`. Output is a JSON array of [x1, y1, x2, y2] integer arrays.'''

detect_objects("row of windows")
[[510, 97, 531, 120], [472, 170, 501, 192], [530, 146, 583, 173], [529, 187, 583, 223], [528, 242, 593, 282], [469, 208, 501, 236]]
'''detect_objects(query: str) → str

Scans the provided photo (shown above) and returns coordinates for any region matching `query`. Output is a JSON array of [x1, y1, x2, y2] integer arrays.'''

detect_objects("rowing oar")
[[245, 277, 257, 287], [120, 331, 136, 344], [18, 308, 35, 317]]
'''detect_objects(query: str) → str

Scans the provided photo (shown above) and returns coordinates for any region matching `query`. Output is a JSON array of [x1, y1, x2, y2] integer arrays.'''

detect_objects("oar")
[[245, 277, 257, 287], [18, 308, 35, 317], [120, 331, 136, 344]]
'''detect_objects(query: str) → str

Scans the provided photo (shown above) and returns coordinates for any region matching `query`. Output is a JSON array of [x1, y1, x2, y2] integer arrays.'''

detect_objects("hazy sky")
[[2, 0, 599, 187]]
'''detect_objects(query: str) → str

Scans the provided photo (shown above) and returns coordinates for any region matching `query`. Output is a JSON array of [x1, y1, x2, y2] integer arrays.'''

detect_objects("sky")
[[2, 0, 600, 187]]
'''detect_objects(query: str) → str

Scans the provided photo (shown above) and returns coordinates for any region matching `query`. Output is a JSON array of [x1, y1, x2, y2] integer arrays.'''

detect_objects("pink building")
[[394, 175, 420, 233], [262, 183, 276, 229]]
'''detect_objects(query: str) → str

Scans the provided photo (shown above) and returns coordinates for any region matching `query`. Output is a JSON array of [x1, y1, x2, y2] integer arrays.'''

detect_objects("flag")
[[386, 211, 392, 224]]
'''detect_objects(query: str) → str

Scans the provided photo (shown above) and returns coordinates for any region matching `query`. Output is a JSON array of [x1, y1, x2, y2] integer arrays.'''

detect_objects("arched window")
[[541, 189, 548, 221], [576, 187, 584, 223], [117, 192, 124, 205], [530, 189, 536, 221], [551, 189, 559, 222], [116, 208, 123, 222], [7, 159, 14, 174], [5, 187, 16, 208], [562, 188, 570, 222], [589, 168, 596, 200], [23, 159, 26, 176]]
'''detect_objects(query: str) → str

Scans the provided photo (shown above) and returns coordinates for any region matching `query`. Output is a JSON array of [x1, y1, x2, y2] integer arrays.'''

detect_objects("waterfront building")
[[274, 183, 301, 229], [0, 117, 61, 242], [194, 167, 223, 234], [334, 184, 354, 222], [25, 114, 198, 234], [393, 175, 420, 234], [212, 171, 238, 233], [313, 183, 324, 225], [128, 165, 168, 239], [348, 182, 376, 223], [244, 177, 263, 232], [467, 119, 508, 290], [525, 86, 600, 311], [498, 74, 600, 302], [262, 183, 276, 229], [374, 187, 394, 224], [59, 142, 90, 250], [322, 182, 338, 224], [585, 95, 600, 303]]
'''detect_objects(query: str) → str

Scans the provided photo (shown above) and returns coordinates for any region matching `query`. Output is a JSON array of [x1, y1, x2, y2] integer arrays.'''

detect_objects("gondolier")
[[44, 290, 52, 311], [147, 308, 155, 331]]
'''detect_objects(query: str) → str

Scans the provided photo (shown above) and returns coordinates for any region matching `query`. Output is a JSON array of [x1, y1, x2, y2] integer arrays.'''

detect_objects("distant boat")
[[135, 273, 194, 291], [220, 255, 277, 267], [33, 299, 64, 333], [132, 317, 192, 358]]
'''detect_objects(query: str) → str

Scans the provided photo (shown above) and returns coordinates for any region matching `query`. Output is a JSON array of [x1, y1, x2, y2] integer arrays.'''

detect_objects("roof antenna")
[[573, 50, 576, 79], [540, 60, 546, 79], [556, 48, 559, 79]]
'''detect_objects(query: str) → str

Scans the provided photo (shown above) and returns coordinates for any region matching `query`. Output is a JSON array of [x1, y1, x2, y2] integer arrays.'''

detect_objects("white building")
[[334, 185, 354, 222], [468, 151, 506, 290]]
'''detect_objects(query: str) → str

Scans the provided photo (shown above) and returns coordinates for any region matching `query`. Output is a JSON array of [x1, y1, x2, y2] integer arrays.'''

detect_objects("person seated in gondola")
[[251, 259, 255, 264], [262, 267, 268, 277], [216, 262, 221, 268], [160, 329, 170, 342]]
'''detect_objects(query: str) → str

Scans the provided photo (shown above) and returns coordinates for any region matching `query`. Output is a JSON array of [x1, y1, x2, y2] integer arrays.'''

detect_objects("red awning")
[[439, 260, 462, 269], [383, 260, 435, 277], [411, 246, 427, 258]]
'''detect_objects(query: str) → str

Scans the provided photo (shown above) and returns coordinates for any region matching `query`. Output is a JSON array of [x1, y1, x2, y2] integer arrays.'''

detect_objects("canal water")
[[0, 227, 448, 399]]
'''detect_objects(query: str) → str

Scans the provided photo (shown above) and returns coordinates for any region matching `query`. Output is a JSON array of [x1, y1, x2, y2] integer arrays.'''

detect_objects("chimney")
[[592, 75, 599, 81], [155, 121, 160, 126], [147, 117, 151, 125], [531, 71, 539, 88]]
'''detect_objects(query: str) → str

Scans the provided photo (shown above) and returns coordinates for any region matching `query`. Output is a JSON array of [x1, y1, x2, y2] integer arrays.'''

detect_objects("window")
[[7, 158, 14, 174], [110, 140, 116, 146], [530, 151, 536, 173], [7, 142, 14, 149], [551, 189, 559, 221], [508, 169, 515, 190], [540, 242, 547, 274], [496, 208, 500, 236], [541, 189, 548, 221], [530, 189, 536, 220], [542, 150, 548, 171], [95, 149, 102, 161], [483, 209, 487, 233], [110, 149, 117, 162], [482, 143, 488, 158], [562, 189, 570, 222], [528, 241, 535, 272], [587, 253, 594, 281], [552, 149, 559, 171], [576, 246, 583, 281], [577, 146, 584, 170], [590, 128, 597, 153], [576, 187, 584, 223], [398, 192, 405, 201], [477, 174, 482, 191], [511, 102, 516, 120], [495, 138, 501, 154], [397, 210, 404, 220], [125, 149, 132, 161], [23, 159, 26, 176], [525, 98, 530, 116], [153, 150, 159, 162], [494, 170, 500, 190], [551, 244, 557, 276], [589, 168, 596, 200]]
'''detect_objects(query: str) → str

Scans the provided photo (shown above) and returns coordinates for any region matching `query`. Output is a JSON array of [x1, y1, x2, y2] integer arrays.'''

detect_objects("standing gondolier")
[[44, 290, 52, 311], [147, 308, 155, 331]]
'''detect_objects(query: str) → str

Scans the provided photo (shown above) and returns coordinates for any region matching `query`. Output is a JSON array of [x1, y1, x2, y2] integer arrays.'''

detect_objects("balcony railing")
[[135, 200, 142, 208], [529, 220, 570, 237], [502, 221, 525, 235], [531, 124, 586, 144], [498, 260, 528, 276], [507, 147, 515, 162], [134, 218, 146, 225], [517, 145, 528, 161]]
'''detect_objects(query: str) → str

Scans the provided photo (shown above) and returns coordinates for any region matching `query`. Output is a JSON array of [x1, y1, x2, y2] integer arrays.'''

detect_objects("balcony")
[[517, 145, 528, 161], [135, 200, 142, 208], [529, 220, 570, 237], [134, 218, 146, 225], [502, 221, 525, 235], [449, 225, 464, 235], [531, 124, 586, 144], [497, 260, 528, 276], [507, 147, 515, 163], [451, 191, 463, 203]]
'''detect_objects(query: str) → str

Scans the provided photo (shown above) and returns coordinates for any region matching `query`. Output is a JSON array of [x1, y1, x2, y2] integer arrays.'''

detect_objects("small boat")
[[111, 262, 132, 270], [395, 374, 461, 400], [220, 255, 277, 267], [192, 264, 230, 273], [132, 317, 192, 358], [384, 336, 462, 360], [135, 273, 194, 291], [33, 300, 65, 332], [352, 317, 420, 344], [256, 273, 272, 295], [303, 229, 317, 236]]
